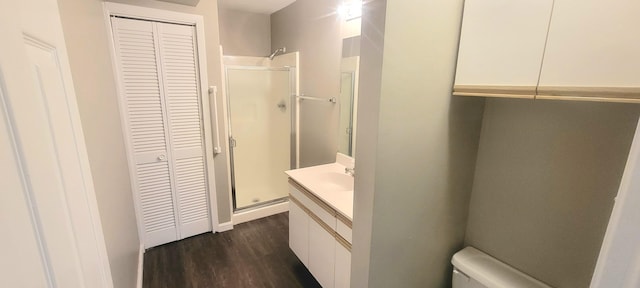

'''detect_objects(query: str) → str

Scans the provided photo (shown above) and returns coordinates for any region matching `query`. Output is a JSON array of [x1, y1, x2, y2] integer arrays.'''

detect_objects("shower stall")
[[223, 52, 298, 212]]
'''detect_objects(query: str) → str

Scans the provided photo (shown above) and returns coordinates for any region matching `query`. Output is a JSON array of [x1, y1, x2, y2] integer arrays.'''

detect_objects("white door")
[[157, 22, 212, 239], [0, 0, 112, 287], [591, 118, 640, 287], [111, 16, 213, 248]]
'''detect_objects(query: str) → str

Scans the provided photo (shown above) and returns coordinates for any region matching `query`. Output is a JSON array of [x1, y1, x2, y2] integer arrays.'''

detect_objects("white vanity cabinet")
[[288, 179, 353, 288], [454, 0, 554, 99], [536, 0, 640, 102]]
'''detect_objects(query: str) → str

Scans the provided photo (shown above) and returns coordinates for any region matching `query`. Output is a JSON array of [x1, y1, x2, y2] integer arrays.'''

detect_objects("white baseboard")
[[137, 243, 144, 288], [216, 221, 234, 232], [232, 201, 289, 225]]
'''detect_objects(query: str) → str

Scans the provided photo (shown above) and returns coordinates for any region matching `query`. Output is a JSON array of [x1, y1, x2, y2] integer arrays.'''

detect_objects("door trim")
[[102, 2, 220, 246]]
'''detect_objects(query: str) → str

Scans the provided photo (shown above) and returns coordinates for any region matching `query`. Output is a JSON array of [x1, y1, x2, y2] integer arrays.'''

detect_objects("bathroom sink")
[[316, 172, 354, 192], [285, 153, 355, 220]]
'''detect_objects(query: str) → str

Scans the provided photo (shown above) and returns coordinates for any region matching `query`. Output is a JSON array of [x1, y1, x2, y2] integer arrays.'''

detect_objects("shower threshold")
[[232, 197, 290, 225]]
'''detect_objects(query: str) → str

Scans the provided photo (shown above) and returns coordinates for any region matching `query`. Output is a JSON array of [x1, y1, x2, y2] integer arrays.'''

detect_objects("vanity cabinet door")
[[454, 0, 554, 99], [334, 242, 351, 288], [537, 0, 640, 102], [309, 219, 336, 288], [289, 200, 309, 266]]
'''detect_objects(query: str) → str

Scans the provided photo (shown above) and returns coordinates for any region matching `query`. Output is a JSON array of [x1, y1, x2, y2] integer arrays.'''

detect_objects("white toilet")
[[451, 247, 552, 288]]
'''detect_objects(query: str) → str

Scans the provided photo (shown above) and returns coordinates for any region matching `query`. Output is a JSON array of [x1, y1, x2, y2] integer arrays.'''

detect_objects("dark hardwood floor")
[[143, 212, 321, 288]]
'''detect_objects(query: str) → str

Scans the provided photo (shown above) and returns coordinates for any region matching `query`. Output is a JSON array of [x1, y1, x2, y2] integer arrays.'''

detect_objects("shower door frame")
[[224, 65, 298, 212]]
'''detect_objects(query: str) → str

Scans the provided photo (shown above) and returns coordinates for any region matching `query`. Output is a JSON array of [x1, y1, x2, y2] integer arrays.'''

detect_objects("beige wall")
[[57, 1, 139, 287], [465, 99, 640, 287], [218, 7, 271, 57], [271, 0, 342, 167], [57, 1, 230, 287], [352, 0, 486, 286]]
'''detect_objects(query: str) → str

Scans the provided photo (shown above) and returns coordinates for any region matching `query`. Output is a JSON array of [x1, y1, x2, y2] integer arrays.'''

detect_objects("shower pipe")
[[269, 47, 287, 60]]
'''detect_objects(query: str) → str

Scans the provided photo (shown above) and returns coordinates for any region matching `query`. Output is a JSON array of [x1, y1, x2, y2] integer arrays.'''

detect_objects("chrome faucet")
[[345, 167, 355, 177]]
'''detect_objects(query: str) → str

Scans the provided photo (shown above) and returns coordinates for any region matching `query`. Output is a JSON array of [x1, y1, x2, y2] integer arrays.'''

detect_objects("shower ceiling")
[[218, 0, 296, 14]]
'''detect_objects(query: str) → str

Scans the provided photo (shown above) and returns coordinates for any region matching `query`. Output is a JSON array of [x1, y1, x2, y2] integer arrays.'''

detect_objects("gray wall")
[[351, 0, 486, 286], [465, 99, 640, 288], [57, 1, 230, 286], [218, 7, 271, 57], [271, 0, 342, 167]]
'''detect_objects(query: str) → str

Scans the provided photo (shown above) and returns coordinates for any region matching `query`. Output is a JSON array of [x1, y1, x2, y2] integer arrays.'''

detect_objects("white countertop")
[[285, 156, 354, 221]]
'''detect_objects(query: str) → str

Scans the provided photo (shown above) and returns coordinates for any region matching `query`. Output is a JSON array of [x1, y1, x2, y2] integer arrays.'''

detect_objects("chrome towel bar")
[[295, 94, 337, 103]]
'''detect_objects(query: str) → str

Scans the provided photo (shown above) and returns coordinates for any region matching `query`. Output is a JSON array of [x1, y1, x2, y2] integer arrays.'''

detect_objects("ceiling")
[[218, 0, 296, 14], [156, 0, 201, 6]]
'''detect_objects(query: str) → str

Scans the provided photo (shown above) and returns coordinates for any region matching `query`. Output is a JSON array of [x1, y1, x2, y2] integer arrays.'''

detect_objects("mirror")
[[338, 35, 361, 157]]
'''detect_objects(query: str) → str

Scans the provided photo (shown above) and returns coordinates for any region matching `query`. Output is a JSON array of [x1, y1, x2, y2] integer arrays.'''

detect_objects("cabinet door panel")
[[289, 200, 309, 266], [539, 0, 640, 87], [334, 243, 351, 288], [309, 219, 336, 288], [455, 0, 553, 95]]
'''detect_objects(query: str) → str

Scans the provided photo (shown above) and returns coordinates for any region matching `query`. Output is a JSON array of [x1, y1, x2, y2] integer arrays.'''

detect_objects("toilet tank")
[[451, 247, 552, 288]]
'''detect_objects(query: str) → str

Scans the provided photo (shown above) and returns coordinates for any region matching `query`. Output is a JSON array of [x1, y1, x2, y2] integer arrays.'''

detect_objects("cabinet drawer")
[[336, 217, 352, 244], [289, 182, 337, 230]]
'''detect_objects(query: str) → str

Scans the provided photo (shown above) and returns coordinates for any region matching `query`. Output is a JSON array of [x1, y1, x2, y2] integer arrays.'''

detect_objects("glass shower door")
[[226, 68, 293, 210]]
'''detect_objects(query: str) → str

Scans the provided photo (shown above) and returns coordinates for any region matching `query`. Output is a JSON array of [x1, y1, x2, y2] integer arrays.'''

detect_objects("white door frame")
[[591, 116, 640, 287], [102, 2, 220, 246]]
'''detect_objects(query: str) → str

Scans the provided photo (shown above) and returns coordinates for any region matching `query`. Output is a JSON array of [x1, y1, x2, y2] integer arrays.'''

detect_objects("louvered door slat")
[[158, 22, 210, 239], [112, 17, 178, 248]]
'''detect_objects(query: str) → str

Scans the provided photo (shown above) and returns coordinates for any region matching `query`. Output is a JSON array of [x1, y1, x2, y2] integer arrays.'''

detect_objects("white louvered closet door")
[[156, 23, 211, 239], [111, 17, 212, 248]]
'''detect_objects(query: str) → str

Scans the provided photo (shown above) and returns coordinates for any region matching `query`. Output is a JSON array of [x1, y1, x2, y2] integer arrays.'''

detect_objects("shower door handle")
[[229, 137, 237, 148]]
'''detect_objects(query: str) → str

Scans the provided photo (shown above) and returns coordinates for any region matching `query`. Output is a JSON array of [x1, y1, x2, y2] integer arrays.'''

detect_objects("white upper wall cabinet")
[[537, 0, 640, 102], [454, 0, 554, 99]]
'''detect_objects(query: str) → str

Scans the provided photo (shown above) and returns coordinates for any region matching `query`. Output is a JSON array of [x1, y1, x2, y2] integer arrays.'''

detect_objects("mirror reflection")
[[338, 57, 359, 156], [338, 36, 361, 157]]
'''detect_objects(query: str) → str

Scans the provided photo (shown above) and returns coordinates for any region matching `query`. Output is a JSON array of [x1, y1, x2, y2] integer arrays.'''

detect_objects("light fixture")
[[338, 1, 362, 20]]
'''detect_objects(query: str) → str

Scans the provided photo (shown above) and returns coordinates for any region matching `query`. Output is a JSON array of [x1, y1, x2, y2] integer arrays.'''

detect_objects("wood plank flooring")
[[143, 212, 321, 288]]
